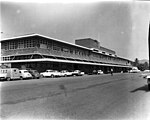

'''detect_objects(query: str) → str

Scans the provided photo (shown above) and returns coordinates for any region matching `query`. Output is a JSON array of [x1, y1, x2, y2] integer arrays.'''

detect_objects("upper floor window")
[[24, 39, 35, 48], [53, 44, 61, 51], [47, 41, 52, 49], [2, 42, 9, 50], [9, 41, 16, 50], [2, 41, 17, 50], [18, 40, 24, 49]]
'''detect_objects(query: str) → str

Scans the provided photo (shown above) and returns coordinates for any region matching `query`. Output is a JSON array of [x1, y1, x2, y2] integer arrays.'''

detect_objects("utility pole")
[[0, 32, 3, 64], [149, 23, 150, 70]]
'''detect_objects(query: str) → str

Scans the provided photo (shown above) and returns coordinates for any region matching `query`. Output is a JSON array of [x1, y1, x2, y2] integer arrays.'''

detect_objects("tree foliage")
[[133, 58, 149, 71]]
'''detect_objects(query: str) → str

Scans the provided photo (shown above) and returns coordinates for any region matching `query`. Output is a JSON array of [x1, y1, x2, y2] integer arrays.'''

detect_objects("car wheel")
[[51, 75, 54, 78], [64, 74, 67, 77], [20, 76, 23, 80], [7, 77, 11, 81]]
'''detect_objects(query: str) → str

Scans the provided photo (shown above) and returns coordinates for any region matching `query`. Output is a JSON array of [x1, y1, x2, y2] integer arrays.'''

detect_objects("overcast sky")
[[1, 0, 150, 61]]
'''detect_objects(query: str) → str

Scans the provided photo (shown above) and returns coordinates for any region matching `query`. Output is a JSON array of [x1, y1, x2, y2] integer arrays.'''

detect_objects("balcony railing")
[[1, 48, 131, 66], [1, 48, 37, 56]]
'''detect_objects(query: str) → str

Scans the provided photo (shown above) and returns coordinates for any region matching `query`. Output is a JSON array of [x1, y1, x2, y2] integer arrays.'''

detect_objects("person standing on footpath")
[[110, 68, 113, 76]]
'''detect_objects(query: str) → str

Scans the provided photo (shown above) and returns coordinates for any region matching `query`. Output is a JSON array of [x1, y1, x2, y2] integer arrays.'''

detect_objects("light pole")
[[0, 32, 3, 64], [148, 23, 150, 70]]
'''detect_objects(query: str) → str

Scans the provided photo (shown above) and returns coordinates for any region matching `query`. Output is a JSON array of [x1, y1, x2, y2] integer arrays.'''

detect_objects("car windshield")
[[24, 71, 29, 73]]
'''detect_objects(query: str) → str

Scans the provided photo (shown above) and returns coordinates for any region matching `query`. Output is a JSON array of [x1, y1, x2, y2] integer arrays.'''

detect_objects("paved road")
[[1, 73, 150, 120]]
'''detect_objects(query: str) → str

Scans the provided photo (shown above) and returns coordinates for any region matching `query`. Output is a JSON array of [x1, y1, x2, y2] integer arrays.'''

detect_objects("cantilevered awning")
[[0, 58, 132, 68]]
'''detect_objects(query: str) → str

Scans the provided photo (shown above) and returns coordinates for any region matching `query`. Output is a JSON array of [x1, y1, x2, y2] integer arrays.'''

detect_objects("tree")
[[143, 62, 149, 70], [138, 63, 144, 71], [133, 58, 139, 67], [132, 58, 149, 71]]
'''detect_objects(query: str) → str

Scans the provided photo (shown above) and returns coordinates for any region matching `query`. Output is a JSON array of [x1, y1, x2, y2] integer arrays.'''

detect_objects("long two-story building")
[[0, 34, 132, 73]]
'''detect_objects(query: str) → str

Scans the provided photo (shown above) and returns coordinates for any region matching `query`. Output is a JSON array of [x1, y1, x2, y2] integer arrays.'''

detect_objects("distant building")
[[75, 38, 115, 55], [75, 38, 100, 50], [0, 33, 132, 73]]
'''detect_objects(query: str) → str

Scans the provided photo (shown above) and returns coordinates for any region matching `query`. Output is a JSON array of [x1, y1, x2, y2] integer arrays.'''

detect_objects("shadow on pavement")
[[130, 85, 150, 93]]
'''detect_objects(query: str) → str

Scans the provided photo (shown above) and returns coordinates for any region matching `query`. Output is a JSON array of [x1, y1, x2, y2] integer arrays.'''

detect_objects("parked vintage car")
[[92, 70, 103, 75], [72, 70, 84, 76], [40, 70, 61, 78], [129, 67, 141, 73], [19, 70, 33, 79], [97, 70, 104, 75], [27, 70, 40, 79], [60, 70, 73, 77], [92, 70, 98, 74]]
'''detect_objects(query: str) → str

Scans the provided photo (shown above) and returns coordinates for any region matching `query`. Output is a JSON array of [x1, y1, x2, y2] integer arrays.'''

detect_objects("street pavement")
[[0, 73, 150, 120]]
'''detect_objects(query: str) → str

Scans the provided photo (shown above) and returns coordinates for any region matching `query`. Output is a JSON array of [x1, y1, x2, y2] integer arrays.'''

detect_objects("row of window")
[[2, 40, 35, 50], [2, 40, 89, 56], [2, 39, 53, 50]]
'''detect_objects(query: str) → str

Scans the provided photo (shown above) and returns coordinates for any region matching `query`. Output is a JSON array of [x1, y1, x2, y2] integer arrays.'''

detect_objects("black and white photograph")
[[0, 0, 150, 119]]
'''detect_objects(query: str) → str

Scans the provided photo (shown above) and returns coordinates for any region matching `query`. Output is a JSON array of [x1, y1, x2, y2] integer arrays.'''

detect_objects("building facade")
[[75, 38, 115, 55], [75, 38, 100, 50], [0, 34, 132, 73]]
